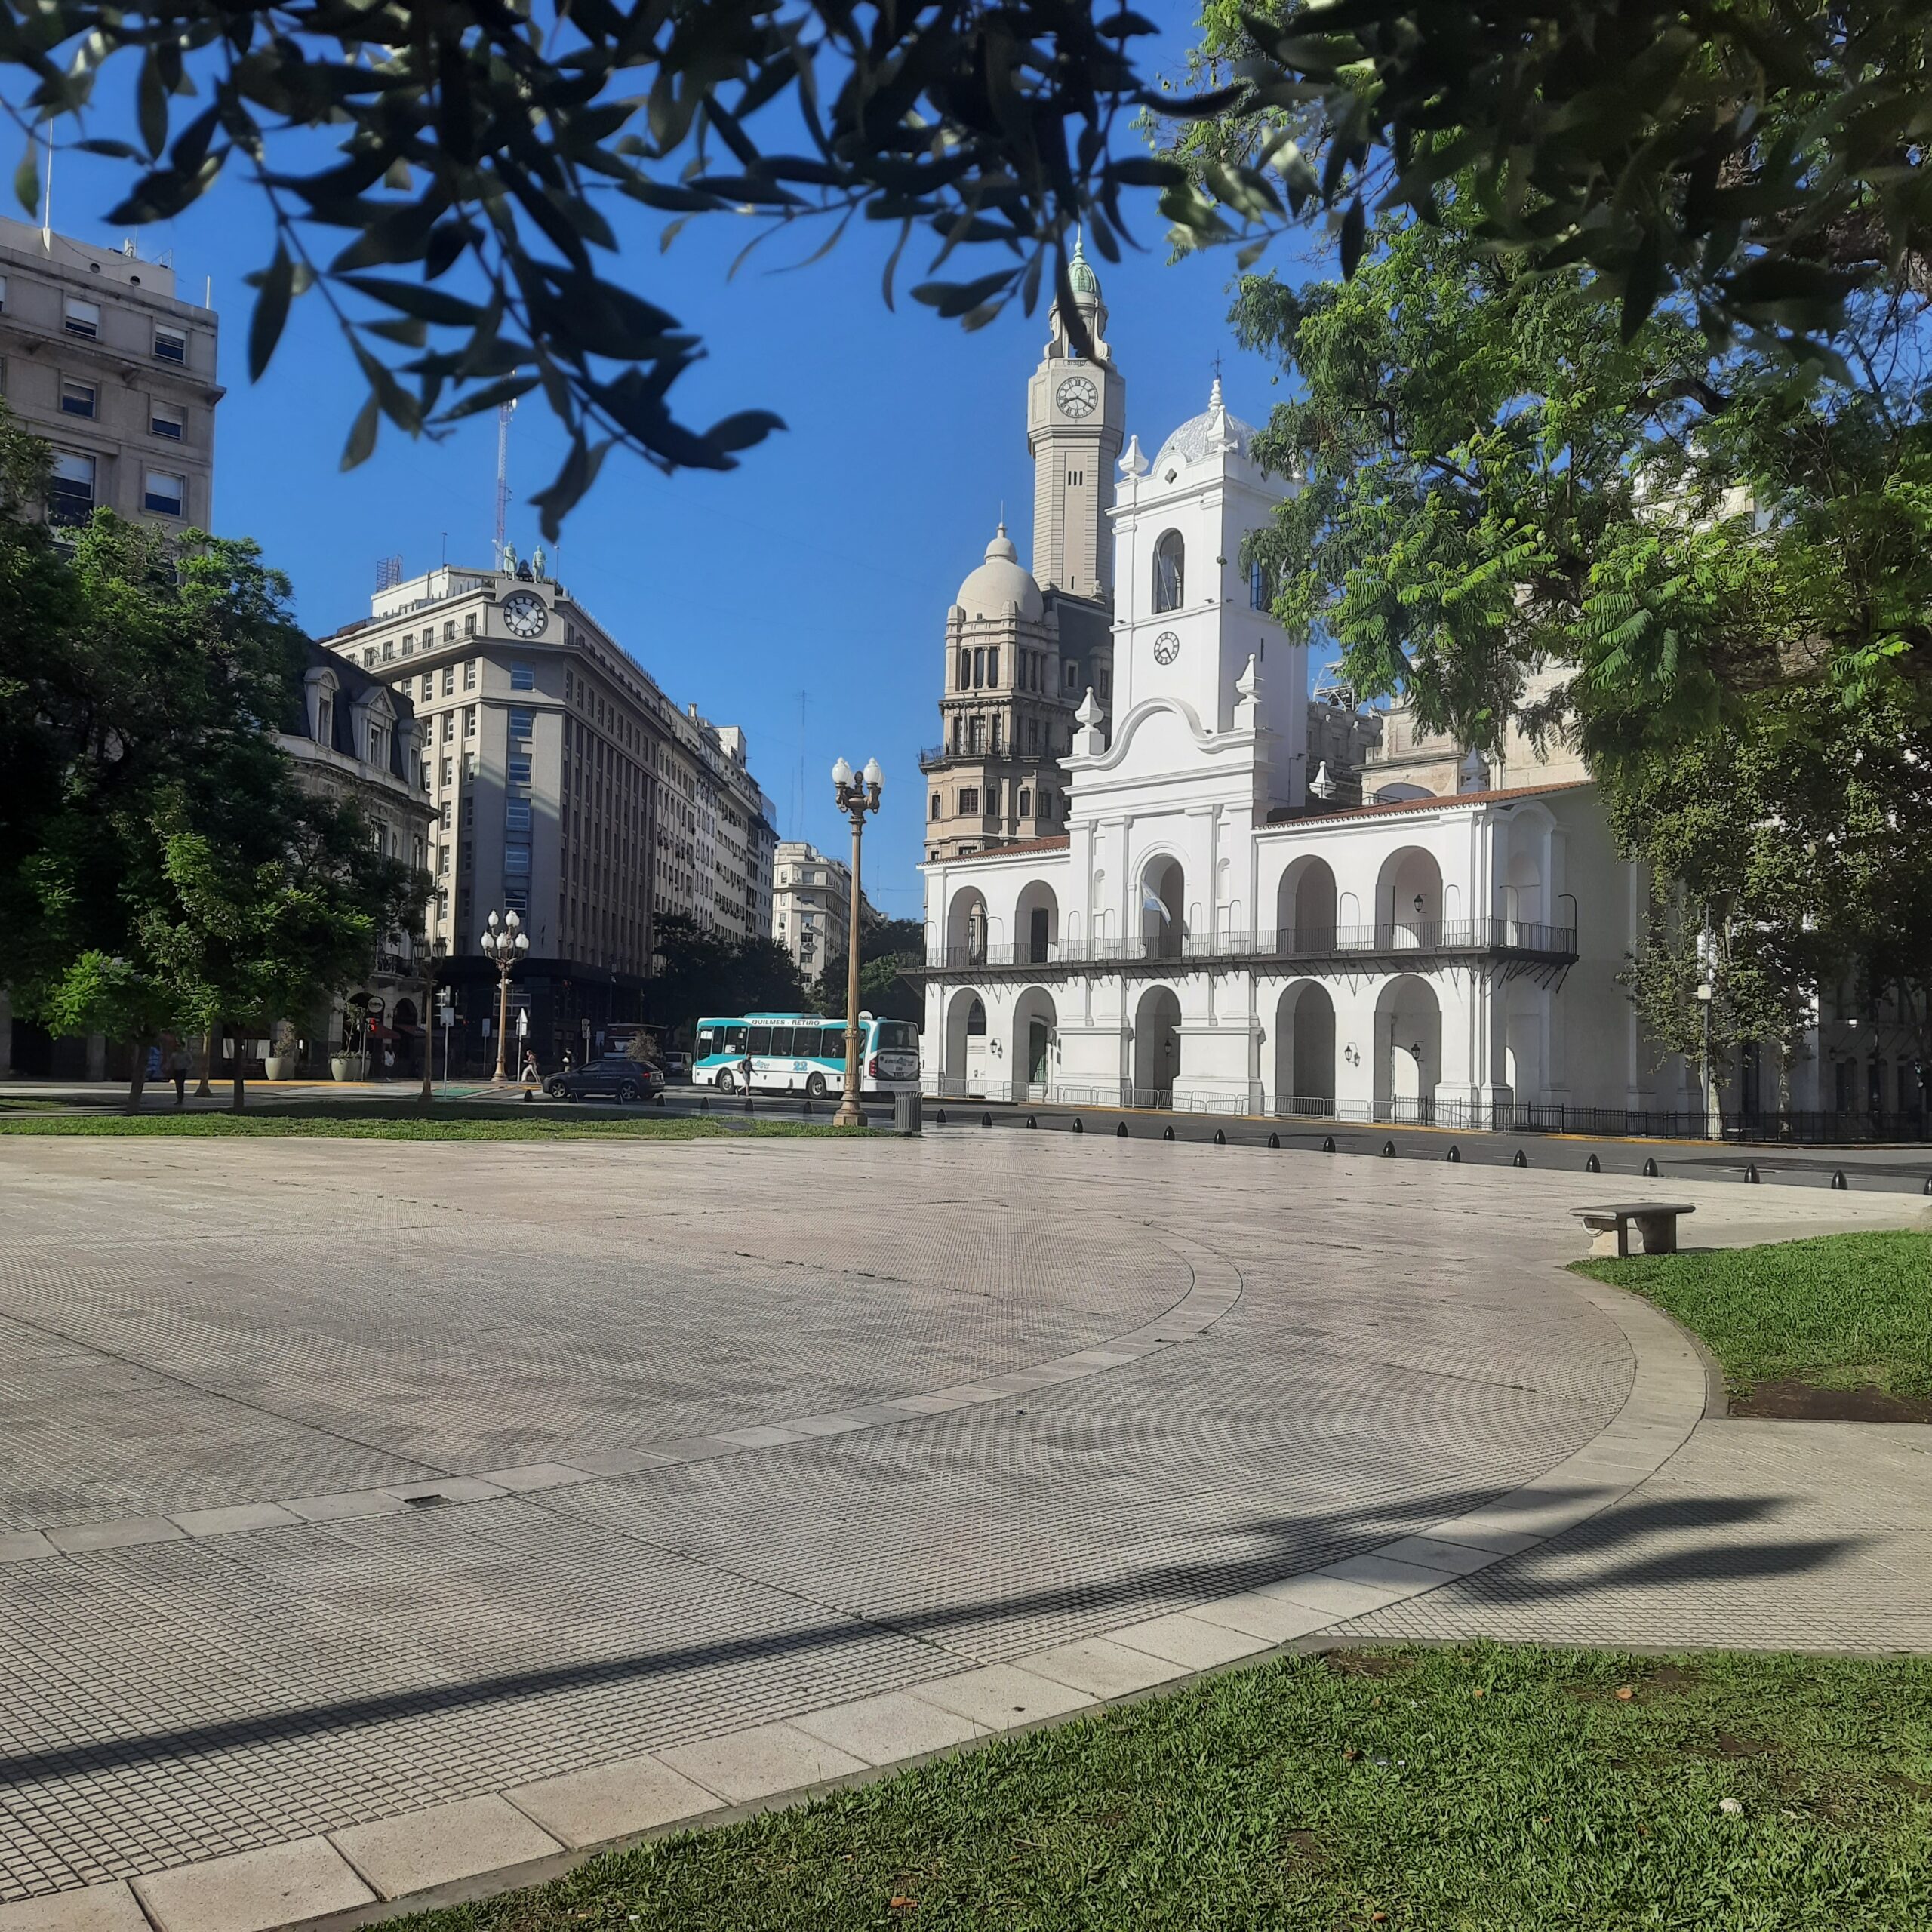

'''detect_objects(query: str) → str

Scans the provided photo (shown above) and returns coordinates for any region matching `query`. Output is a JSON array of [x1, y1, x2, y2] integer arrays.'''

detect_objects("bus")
[[691, 1012, 921, 1099]]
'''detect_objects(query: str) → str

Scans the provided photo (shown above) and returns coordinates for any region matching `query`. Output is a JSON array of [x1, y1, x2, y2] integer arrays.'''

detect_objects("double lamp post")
[[480, 909, 529, 1083]]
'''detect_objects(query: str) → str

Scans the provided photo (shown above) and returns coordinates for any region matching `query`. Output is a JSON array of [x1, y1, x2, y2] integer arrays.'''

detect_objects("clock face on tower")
[[501, 590, 548, 639], [1152, 630, 1181, 665], [1056, 374, 1099, 420]]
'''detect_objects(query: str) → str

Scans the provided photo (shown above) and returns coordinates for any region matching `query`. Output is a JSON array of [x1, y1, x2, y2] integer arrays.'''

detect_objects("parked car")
[[660, 1051, 691, 1081], [545, 1055, 665, 1103]]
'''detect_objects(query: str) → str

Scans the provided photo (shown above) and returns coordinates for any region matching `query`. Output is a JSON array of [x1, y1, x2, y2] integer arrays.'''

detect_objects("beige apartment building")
[[324, 557, 772, 1063], [771, 840, 858, 986], [0, 216, 220, 529]]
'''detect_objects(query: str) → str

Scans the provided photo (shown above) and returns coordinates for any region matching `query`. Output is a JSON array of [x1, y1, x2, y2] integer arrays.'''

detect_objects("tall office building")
[[0, 216, 220, 528], [325, 556, 774, 1059]]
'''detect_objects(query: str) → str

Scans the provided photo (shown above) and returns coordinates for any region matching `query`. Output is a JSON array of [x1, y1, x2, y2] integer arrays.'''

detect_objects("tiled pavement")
[[0, 1132, 1924, 1925]]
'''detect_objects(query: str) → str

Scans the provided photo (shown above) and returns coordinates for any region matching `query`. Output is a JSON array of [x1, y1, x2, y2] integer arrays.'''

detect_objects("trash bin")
[[894, 1089, 923, 1137]]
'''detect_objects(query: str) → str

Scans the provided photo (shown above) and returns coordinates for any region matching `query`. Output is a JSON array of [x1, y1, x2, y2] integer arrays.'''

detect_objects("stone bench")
[[1572, 1202, 1696, 1258]]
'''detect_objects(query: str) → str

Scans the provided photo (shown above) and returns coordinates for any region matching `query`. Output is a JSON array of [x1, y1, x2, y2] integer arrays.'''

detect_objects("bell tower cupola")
[[1026, 235, 1125, 605]]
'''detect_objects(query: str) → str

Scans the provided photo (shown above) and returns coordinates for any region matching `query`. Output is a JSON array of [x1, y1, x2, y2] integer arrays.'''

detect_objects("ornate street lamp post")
[[831, 756, 884, 1128], [480, 909, 528, 1084]]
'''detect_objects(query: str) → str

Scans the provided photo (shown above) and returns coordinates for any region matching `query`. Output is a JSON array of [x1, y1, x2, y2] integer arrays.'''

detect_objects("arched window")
[[1018, 787, 1032, 816], [1249, 558, 1271, 610], [930, 792, 940, 820], [973, 647, 985, 688], [966, 998, 986, 1036], [958, 648, 970, 690], [1153, 530, 1185, 612], [987, 647, 999, 686]]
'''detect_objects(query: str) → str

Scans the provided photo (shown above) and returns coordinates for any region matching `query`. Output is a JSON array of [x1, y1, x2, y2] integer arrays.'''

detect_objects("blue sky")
[[25, 12, 1309, 917]]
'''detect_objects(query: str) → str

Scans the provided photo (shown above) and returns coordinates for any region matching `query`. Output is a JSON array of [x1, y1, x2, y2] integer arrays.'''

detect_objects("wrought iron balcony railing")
[[918, 918, 1578, 974]]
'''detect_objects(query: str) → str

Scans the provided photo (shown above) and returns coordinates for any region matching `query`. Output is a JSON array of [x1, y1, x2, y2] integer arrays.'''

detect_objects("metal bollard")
[[1321, 1135, 1336, 1153], [1267, 1131, 1280, 1149], [1162, 1124, 1175, 1141], [1832, 1168, 1848, 1190], [1026, 1115, 1037, 1128], [1383, 1140, 1397, 1158], [1642, 1156, 1659, 1177], [1446, 1144, 1460, 1163], [1072, 1117, 1084, 1133], [1744, 1161, 1759, 1183], [981, 1112, 992, 1128], [1214, 1128, 1226, 1146], [743, 1097, 753, 1115], [1116, 1121, 1129, 1137], [934, 1109, 946, 1124], [801, 1099, 812, 1116], [1586, 1152, 1601, 1173], [700, 1096, 709, 1113], [1512, 1149, 1527, 1168]]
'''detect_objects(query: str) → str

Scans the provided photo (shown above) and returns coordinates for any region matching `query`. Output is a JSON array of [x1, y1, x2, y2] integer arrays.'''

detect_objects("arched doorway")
[[1134, 985, 1182, 1106], [1275, 857, 1337, 953], [941, 987, 984, 1097], [946, 887, 989, 966], [1374, 975, 1441, 1123], [1015, 881, 1060, 965], [1377, 848, 1444, 948], [1140, 857, 1186, 960], [1273, 982, 1336, 1115], [1011, 987, 1057, 1102]]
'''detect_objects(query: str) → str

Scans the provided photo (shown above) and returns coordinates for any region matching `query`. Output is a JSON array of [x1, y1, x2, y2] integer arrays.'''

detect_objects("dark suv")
[[545, 1055, 665, 1103]]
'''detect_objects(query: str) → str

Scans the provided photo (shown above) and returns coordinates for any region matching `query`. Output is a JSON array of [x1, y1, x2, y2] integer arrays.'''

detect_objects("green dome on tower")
[[1068, 231, 1101, 299]]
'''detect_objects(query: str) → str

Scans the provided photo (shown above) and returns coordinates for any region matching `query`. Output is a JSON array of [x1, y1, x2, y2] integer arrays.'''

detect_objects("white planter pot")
[[330, 1055, 354, 1082], [264, 1057, 290, 1082]]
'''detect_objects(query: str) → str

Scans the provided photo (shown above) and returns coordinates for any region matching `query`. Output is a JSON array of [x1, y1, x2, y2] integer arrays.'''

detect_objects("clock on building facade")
[[501, 590, 549, 638], [1055, 374, 1099, 420], [1152, 630, 1180, 665]]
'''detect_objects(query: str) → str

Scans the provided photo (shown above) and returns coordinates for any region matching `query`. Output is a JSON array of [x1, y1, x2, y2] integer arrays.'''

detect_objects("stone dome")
[[1068, 231, 1101, 300], [956, 523, 1044, 623], [1151, 377, 1258, 478]]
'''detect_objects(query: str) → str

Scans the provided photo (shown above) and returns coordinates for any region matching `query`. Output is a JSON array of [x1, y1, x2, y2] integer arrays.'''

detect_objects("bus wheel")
[[806, 1072, 827, 1100], [716, 1070, 734, 1094]]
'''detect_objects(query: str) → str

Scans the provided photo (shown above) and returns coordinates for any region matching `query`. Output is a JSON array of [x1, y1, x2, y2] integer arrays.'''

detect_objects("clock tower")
[[1026, 236, 1125, 604]]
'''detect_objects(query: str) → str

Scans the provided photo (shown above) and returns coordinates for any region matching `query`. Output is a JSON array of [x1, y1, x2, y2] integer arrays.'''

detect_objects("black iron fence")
[[918, 1075, 1929, 1141], [921, 918, 1578, 974]]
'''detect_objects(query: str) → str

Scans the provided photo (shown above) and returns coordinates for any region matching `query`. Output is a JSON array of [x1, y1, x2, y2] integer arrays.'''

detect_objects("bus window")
[[747, 1025, 772, 1055], [724, 1024, 747, 1054], [875, 1021, 919, 1051], [696, 1027, 716, 1057], [769, 1026, 795, 1057], [820, 1025, 846, 1059]]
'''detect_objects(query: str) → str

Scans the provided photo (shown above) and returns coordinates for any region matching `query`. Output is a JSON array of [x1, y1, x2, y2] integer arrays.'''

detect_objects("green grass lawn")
[[0, 1102, 849, 1143], [391, 1644, 1932, 1932], [1576, 1229, 1932, 1404]]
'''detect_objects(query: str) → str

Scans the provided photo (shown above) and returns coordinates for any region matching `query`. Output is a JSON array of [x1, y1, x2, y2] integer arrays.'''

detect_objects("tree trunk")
[[231, 1069, 245, 1114], [197, 1025, 216, 1097], [125, 1040, 150, 1116]]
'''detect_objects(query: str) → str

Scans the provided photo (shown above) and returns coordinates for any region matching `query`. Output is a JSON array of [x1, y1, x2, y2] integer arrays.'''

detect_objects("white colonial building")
[[919, 350, 1689, 1127]]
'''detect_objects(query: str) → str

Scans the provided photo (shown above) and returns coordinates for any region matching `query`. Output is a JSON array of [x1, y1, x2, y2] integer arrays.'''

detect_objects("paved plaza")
[[0, 1131, 1925, 1924]]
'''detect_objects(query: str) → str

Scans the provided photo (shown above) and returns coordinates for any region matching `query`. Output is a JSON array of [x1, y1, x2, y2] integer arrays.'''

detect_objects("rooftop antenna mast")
[[493, 399, 515, 568]]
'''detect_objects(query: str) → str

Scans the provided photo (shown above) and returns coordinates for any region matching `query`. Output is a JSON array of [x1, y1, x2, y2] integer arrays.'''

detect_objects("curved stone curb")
[[0, 1261, 1706, 1932], [0, 1230, 1241, 1569]]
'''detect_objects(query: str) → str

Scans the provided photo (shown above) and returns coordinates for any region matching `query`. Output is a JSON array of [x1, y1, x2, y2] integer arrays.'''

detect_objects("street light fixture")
[[831, 756, 884, 1127], [479, 909, 529, 1084]]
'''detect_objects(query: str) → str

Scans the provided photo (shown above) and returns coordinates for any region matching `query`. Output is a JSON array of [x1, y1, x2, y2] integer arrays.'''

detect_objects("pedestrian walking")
[[167, 1040, 192, 1109]]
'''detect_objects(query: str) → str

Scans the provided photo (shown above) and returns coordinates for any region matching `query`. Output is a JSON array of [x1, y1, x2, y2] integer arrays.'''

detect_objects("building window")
[[1250, 557, 1272, 610], [315, 697, 334, 744], [1028, 718, 1039, 752], [47, 451, 96, 524], [143, 469, 186, 516], [463, 705, 477, 737], [0, 274, 7, 310], [510, 662, 535, 691], [987, 647, 1000, 685], [956, 648, 968, 690], [439, 713, 454, 744], [363, 648, 375, 668], [1042, 790, 1054, 817], [63, 297, 100, 338], [153, 325, 187, 363], [463, 658, 477, 688], [464, 616, 478, 639], [506, 798, 532, 832], [508, 755, 532, 788], [382, 638, 395, 661], [1018, 787, 1032, 815], [151, 403, 184, 440], [440, 756, 454, 786], [368, 724, 388, 768], [959, 786, 980, 814], [503, 842, 531, 875], [439, 801, 451, 830], [1067, 469, 1083, 486], [60, 380, 96, 418], [436, 846, 451, 876], [502, 884, 529, 913], [1153, 529, 1185, 611], [508, 706, 533, 740], [992, 715, 1003, 753], [1065, 660, 1078, 693], [418, 672, 432, 700], [443, 620, 456, 642]]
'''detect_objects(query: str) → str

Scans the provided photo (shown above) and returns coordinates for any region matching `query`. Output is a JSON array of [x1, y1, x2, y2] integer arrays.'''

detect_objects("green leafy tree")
[[1234, 205, 1932, 1106], [0, 427, 425, 1106], [817, 915, 924, 1023], [645, 912, 808, 1043]]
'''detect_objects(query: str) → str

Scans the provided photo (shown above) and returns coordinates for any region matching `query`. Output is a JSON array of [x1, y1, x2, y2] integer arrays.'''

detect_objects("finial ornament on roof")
[[1068, 228, 1101, 300], [1309, 761, 1338, 801], [1118, 432, 1149, 478]]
